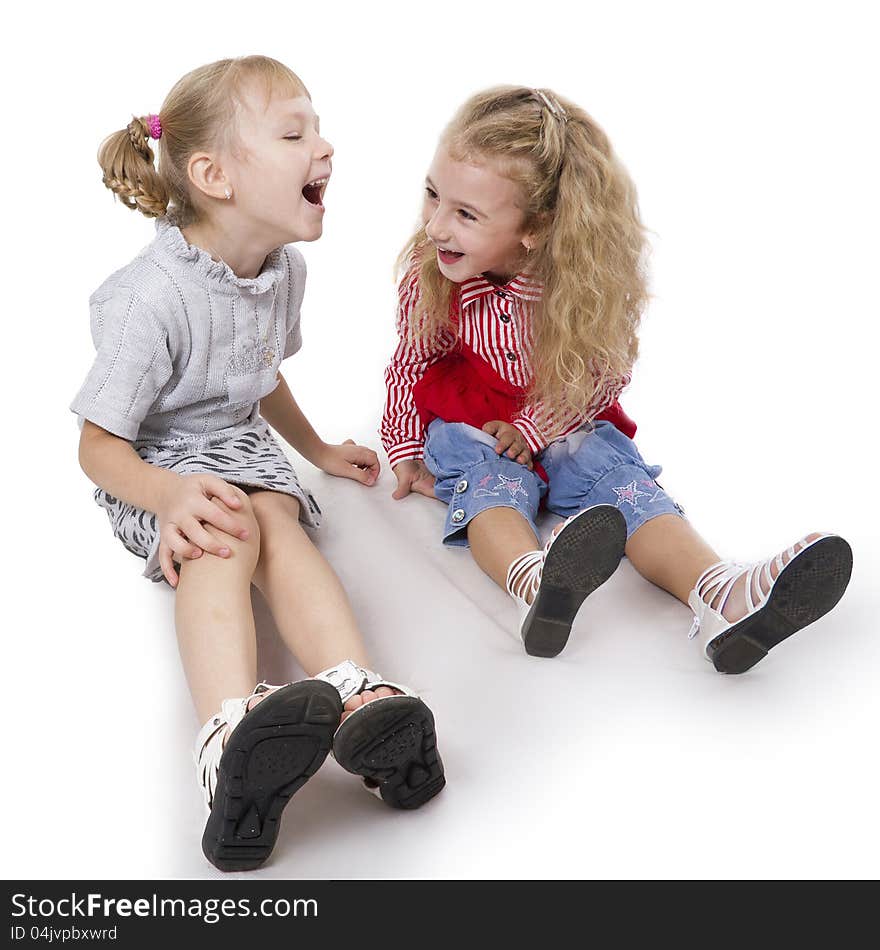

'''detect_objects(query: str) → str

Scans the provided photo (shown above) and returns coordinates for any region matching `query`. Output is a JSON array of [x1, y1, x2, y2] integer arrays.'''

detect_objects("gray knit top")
[[70, 218, 307, 450]]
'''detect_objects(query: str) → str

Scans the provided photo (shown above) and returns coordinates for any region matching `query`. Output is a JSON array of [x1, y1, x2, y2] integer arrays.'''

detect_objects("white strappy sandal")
[[314, 660, 446, 809], [506, 504, 627, 658], [688, 532, 853, 674], [195, 679, 342, 872]]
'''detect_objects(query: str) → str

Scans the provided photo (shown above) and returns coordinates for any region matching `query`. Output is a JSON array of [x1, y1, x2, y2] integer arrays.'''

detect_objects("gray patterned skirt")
[[95, 420, 321, 584]]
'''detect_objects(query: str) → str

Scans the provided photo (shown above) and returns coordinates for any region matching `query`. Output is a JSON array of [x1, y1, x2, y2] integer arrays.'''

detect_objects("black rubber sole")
[[522, 505, 627, 658], [201, 680, 342, 872], [708, 535, 853, 674], [333, 696, 445, 809]]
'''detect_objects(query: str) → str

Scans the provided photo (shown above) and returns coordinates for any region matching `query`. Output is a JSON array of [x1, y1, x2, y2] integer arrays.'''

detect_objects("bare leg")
[[246, 491, 395, 721], [624, 514, 720, 605], [625, 514, 823, 624], [467, 506, 540, 594], [175, 490, 262, 724], [248, 490, 374, 674]]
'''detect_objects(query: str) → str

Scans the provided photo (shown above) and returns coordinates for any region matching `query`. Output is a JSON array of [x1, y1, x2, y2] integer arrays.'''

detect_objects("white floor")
[[12, 434, 877, 880]]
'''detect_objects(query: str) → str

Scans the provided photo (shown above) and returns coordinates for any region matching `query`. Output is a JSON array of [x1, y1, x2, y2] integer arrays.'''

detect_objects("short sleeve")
[[69, 289, 174, 441], [282, 247, 307, 359]]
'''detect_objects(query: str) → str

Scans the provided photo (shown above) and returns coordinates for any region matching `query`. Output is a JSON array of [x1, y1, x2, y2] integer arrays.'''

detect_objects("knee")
[[425, 436, 508, 501], [202, 489, 262, 565], [444, 457, 542, 530], [247, 490, 302, 537], [425, 422, 495, 478], [247, 493, 310, 592]]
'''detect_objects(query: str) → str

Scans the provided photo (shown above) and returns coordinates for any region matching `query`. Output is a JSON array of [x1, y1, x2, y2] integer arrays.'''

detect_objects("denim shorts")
[[423, 419, 686, 547]]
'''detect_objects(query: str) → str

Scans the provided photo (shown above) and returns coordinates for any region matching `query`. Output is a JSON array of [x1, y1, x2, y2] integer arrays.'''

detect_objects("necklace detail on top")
[[205, 243, 280, 372]]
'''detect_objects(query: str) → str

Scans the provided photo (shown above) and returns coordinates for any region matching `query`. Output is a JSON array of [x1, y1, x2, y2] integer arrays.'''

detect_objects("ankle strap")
[[506, 549, 543, 607]]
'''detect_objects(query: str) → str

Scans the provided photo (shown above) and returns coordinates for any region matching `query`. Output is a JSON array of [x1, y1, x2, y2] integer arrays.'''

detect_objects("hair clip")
[[533, 89, 568, 122]]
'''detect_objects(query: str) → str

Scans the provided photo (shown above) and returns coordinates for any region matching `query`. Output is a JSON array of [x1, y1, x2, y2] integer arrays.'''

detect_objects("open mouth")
[[437, 247, 464, 265], [302, 177, 329, 207]]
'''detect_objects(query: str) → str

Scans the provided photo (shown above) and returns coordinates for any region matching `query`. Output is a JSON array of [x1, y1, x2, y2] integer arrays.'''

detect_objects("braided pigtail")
[[98, 115, 170, 218]]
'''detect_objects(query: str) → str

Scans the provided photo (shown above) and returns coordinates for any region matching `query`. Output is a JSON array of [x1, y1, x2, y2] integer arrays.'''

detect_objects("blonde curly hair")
[[399, 85, 649, 423], [97, 55, 307, 224]]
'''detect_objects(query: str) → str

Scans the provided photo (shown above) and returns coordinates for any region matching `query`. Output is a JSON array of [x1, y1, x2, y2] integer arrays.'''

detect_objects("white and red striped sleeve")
[[381, 270, 455, 467], [512, 368, 632, 454]]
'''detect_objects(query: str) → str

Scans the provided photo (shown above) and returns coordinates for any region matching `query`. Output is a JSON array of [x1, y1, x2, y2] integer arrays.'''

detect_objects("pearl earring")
[[224, 186, 232, 200]]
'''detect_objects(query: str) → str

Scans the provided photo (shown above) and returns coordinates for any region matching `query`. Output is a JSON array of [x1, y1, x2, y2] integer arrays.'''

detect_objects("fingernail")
[[239, 530, 249, 540], [219, 547, 230, 556]]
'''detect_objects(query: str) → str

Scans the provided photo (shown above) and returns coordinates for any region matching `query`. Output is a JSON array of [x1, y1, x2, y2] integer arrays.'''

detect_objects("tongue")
[[302, 183, 321, 205]]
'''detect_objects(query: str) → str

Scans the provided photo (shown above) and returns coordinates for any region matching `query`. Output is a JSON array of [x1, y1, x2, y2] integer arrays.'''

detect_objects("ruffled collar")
[[154, 217, 286, 296]]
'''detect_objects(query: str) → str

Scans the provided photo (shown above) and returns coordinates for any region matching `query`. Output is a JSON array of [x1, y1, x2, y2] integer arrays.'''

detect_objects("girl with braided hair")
[[71, 56, 446, 872], [382, 85, 852, 665]]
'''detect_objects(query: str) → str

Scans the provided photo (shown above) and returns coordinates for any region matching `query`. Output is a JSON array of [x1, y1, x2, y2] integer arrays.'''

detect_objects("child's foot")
[[688, 532, 853, 674], [315, 660, 446, 810], [341, 686, 400, 722], [507, 504, 627, 658], [196, 680, 342, 872]]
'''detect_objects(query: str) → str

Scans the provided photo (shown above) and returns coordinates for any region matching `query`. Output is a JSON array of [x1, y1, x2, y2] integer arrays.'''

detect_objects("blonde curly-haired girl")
[[382, 85, 852, 665]]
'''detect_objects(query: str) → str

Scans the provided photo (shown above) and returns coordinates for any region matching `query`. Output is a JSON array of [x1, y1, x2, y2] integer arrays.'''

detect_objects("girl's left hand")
[[482, 420, 534, 469], [318, 439, 380, 486]]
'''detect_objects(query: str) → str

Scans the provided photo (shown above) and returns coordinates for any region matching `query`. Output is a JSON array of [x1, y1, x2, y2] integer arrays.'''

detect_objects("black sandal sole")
[[522, 505, 627, 658], [333, 696, 445, 810], [201, 680, 342, 872], [708, 535, 853, 674]]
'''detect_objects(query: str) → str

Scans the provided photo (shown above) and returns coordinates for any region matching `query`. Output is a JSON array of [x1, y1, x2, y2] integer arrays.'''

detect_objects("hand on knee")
[[156, 476, 260, 585], [176, 494, 261, 580]]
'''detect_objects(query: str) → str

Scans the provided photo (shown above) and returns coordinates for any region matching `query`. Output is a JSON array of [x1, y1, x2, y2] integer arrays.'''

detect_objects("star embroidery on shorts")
[[478, 473, 495, 488], [612, 480, 651, 508], [639, 479, 664, 504], [495, 473, 528, 500]]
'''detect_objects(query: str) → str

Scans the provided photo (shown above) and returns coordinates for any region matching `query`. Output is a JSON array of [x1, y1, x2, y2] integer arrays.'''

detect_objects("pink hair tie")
[[146, 114, 163, 140]]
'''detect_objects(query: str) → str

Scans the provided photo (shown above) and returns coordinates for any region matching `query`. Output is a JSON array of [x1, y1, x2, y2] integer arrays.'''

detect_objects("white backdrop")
[[2, 0, 878, 879]]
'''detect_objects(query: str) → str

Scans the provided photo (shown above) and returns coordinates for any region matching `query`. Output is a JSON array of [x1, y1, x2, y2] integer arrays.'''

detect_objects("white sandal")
[[506, 504, 627, 658], [688, 533, 853, 674], [314, 660, 445, 809], [195, 679, 342, 872]]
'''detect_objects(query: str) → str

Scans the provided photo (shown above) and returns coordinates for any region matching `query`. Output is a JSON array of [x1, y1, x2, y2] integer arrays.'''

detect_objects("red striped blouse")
[[381, 268, 632, 467]]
